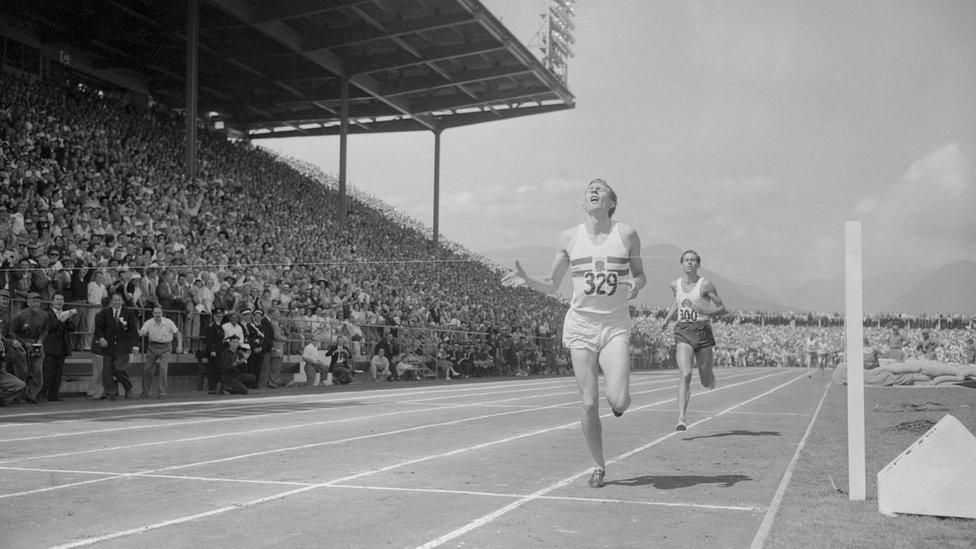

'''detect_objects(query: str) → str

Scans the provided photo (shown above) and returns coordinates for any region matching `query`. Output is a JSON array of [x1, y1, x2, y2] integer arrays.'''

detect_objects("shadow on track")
[[606, 474, 752, 489], [680, 429, 780, 441]]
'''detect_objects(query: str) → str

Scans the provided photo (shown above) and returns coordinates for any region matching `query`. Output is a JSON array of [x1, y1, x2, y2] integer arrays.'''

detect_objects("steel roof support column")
[[185, 0, 199, 180], [339, 75, 349, 226], [432, 129, 442, 249]]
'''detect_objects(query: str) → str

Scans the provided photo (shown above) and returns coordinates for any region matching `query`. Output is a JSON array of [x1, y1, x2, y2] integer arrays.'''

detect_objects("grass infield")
[[765, 381, 976, 548]]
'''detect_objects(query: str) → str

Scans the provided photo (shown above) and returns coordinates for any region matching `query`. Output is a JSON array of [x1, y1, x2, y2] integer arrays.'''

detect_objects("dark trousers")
[[42, 354, 67, 400], [220, 371, 249, 394], [199, 354, 220, 392], [0, 369, 26, 405], [102, 353, 133, 397]]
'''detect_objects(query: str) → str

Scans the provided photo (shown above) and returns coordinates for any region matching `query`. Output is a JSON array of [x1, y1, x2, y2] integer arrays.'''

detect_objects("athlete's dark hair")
[[680, 250, 701, 264], [589, 178, 617, 217]]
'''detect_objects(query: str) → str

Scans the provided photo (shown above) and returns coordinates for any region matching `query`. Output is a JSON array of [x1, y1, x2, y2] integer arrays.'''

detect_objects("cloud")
[[861, 142, 975, 265]]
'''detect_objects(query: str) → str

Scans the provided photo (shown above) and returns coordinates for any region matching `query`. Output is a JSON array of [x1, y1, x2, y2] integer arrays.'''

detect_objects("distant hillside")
[[483, 243, 788, 311], [885, 260, 976, 313]]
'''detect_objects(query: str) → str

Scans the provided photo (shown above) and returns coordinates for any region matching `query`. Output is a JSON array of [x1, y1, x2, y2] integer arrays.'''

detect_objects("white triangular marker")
[[877, 414, 976, 519]]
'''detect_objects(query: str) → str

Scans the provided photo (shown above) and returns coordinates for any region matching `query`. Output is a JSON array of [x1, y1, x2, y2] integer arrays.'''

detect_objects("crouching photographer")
[[0, 338, 27, 406], [217, 335, 254, 395]]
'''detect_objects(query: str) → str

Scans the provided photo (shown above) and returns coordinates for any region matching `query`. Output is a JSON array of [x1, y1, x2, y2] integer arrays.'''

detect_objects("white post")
[[845, 221, 866, 501]]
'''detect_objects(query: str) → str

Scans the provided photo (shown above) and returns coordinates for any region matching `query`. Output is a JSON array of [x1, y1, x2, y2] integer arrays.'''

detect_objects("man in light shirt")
[[137, 306, 182, 399]]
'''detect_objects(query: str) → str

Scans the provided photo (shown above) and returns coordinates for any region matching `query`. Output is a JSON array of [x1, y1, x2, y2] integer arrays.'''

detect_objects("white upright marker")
[[845, 221, 866, 501]]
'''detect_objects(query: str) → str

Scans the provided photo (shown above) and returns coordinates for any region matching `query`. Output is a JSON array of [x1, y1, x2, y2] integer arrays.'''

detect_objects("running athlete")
[[502, 178, 646, 488], [660, 250, 727, 432]]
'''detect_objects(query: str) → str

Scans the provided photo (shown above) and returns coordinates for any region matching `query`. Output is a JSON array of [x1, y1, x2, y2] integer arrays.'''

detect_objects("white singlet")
[[675, 277, 710, 324], [567, 223, 630, 318]]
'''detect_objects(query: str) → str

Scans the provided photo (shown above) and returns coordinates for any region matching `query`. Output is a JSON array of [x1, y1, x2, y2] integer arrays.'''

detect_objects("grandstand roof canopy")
[[2, 0, 575, 138]]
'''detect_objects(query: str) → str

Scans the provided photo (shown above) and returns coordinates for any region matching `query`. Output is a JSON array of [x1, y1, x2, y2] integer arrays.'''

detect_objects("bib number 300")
[[584, 272, 618, 296]]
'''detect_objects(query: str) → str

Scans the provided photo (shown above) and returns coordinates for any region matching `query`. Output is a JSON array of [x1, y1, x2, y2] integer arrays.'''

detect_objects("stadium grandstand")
[[0, 0, 578, 402]]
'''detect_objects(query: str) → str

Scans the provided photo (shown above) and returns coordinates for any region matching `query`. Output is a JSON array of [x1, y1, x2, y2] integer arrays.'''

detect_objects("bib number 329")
[[584, 272, 618, 296]]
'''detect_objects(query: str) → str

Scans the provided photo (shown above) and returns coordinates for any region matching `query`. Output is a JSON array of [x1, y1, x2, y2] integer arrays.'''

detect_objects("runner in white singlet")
[[660, 250, 727, 432], [502, 179, 646, 488]]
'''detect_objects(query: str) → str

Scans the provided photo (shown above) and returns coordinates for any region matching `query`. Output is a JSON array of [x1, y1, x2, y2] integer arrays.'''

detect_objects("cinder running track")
[[0, 368, 829, 548]]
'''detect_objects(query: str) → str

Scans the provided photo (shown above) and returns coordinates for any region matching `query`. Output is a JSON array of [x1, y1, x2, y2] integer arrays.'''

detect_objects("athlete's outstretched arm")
[[621, 225, 646, 300], [502, 229, 572, 294], [701, 280, 728, 318], [660, 282, 679, 331]]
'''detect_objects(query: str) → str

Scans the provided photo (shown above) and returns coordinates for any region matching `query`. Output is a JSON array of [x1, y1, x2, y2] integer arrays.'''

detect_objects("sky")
[[260, 0, 976, 289]]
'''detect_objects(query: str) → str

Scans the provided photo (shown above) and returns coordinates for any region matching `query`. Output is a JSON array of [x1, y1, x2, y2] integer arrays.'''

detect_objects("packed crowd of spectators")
[[631, 316, 976, 370], [0, 69, 567, 403]]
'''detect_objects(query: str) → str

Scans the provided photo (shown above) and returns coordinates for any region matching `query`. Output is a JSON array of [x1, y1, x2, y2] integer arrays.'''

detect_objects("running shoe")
[[588, 468, 606, 488], [676, 423, 687, 432], [613, 409, 623, 417]]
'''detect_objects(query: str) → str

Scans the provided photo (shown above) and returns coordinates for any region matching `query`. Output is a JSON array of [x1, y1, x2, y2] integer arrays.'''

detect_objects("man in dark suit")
[[252, 309, 276, 388], [42, 293, 77, 402], [92, 293, 137, 400], [199, 308, 227, 394]]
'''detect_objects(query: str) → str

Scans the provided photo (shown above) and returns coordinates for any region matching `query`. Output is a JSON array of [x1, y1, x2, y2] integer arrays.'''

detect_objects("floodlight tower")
[[529, 0, 576, 84]]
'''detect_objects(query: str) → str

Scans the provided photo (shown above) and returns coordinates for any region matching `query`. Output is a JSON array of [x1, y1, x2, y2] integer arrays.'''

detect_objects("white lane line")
[[750, 380, 832, 549], [0, 374, 690, 445], [417, 372, 808, 549], [0, 377, 582, 423], [46, 371, 788, 548], [0, 465, 764, 514], [331, 484, 763, 512], [2, 372, 760, 466]]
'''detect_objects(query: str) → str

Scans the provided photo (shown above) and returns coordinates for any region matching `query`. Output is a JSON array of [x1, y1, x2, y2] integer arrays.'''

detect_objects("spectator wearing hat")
[[239, 309, 261, 385], [41, 293, 76, 402], [91, 293, 137, 400], [137, 305, 183, 399], [268, 308, 288, 388], [10, 292, 50, 403], [251, 309, 276, 388], [200, 308, 226, 394], [917, 330, 939, 360]]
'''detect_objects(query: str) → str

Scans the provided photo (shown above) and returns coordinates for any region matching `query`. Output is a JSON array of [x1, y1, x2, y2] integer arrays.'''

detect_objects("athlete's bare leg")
[[695, 347, 716, 389], [676, 342, 695, 429], [571, 348, 604, 470], [598, 338, 631, 415]]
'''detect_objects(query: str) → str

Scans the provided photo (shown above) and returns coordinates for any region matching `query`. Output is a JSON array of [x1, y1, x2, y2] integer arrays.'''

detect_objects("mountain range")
[[483, 244, 975, 314]]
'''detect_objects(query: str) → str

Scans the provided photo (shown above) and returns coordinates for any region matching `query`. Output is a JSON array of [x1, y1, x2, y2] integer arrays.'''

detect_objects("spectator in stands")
[[91, 293, 137, 400], [10, 292, 49, 403], [887, 327, 908, 360], [41, 293, 76, 402], [963, 336, 976, 364], [302, 333, 332, 386], [137, 305, 182, 399], [369, 346, 391, 382], [374, 332, 401, 381], [0, 338, 27, 406], [221, 310, 244, 342], [917, 330, 939, 360]]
